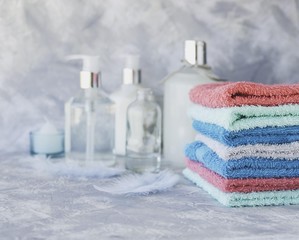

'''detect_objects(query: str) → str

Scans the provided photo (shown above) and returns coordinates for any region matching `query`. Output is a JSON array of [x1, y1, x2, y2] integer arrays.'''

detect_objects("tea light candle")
[[30, 121, 64, 157]]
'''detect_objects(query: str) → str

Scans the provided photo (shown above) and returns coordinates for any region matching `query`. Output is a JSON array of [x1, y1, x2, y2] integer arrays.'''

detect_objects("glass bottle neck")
[[136, 89, 154, 101], [82, 88, 109, 100]]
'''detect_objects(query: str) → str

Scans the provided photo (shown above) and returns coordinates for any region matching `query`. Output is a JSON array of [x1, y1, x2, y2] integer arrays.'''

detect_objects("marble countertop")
[[1, 154, 299, 240]]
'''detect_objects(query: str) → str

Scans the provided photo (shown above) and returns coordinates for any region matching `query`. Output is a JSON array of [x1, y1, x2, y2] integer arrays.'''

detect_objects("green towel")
[[183, 168, 299, 207], [188, 103, 299, 131]]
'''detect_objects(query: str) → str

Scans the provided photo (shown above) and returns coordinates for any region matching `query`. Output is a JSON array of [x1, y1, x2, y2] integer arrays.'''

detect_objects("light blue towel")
[[183, 168, 299, 207], [185, 141, 299, 179], [192, 120, 299, 146], [188, 103, 299, 131]]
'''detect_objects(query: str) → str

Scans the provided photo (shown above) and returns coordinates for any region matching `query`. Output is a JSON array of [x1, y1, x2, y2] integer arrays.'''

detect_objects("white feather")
[[93, 170, 181, 195], [25, 156, 125, 178]]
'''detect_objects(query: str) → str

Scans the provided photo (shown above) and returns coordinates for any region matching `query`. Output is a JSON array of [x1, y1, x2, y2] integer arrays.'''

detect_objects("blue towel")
[[192, 120, 299, 147], [185, 141, 299, 179]]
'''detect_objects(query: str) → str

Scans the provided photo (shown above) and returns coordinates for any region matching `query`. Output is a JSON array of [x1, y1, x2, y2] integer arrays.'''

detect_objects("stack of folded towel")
[[183, 81, 299, 207]]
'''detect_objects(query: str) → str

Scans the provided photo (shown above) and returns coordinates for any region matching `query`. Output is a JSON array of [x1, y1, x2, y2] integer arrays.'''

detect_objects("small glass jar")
[[125, 88, 162, 172], [30, 130, 64, 158]]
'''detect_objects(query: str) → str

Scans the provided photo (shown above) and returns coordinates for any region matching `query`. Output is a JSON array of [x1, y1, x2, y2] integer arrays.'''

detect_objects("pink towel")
[[189, 81, 299, 107], [185, 158, 299, 193]]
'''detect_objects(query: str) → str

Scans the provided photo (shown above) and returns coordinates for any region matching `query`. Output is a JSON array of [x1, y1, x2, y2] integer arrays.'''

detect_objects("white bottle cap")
[[184, 40, 207, 66]]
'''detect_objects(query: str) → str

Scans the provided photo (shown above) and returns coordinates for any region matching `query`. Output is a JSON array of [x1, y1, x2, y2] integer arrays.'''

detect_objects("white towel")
[[195, 132, 299, 161]]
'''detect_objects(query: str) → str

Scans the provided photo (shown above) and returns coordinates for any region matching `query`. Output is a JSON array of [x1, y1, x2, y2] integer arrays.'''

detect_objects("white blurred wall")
[[1, 0, 299, 153]]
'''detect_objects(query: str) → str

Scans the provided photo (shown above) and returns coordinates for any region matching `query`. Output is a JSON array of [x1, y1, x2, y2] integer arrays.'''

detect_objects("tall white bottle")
[[163, 40, 221, 168], [110, 55, 141, 156]]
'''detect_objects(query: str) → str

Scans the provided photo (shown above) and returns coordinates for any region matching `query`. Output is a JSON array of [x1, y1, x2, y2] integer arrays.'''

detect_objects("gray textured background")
[[1, 0, 299, 153]]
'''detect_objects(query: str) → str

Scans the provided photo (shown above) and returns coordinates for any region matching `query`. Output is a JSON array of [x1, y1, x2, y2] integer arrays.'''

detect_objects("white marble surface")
[[2, 154, 299, 239]]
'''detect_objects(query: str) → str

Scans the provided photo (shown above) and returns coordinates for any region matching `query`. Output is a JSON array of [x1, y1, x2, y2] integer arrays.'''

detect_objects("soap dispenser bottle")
[[65, 55, 115, 166], [110, 55, 141, 156], [163, 40, 222, 168]]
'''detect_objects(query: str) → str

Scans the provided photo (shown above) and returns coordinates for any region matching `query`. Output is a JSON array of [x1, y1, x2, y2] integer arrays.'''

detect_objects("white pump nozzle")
[[123, 54, 141, 85], [66, 55, 101, 73], [66, 54, 101, 89], [125, 54, 140, 70]]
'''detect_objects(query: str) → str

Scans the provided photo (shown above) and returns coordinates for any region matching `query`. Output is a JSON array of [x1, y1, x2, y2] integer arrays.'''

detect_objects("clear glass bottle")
[[65, 55, 115, 166], [126, 88, 162, 172]]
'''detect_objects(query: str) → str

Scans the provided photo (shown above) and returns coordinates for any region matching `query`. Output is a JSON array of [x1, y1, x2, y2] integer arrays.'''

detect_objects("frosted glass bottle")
[[126, 88, 162, 172], [163, 40, 222, 168], [65, 55, 115, 166], [110, 55, 141, 156]]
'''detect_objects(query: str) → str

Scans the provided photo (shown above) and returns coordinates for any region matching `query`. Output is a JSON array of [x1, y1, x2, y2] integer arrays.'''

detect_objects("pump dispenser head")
[[184, 40, 207, 66], [66, 55, 101, 89], [123, 54, 141, 85]]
